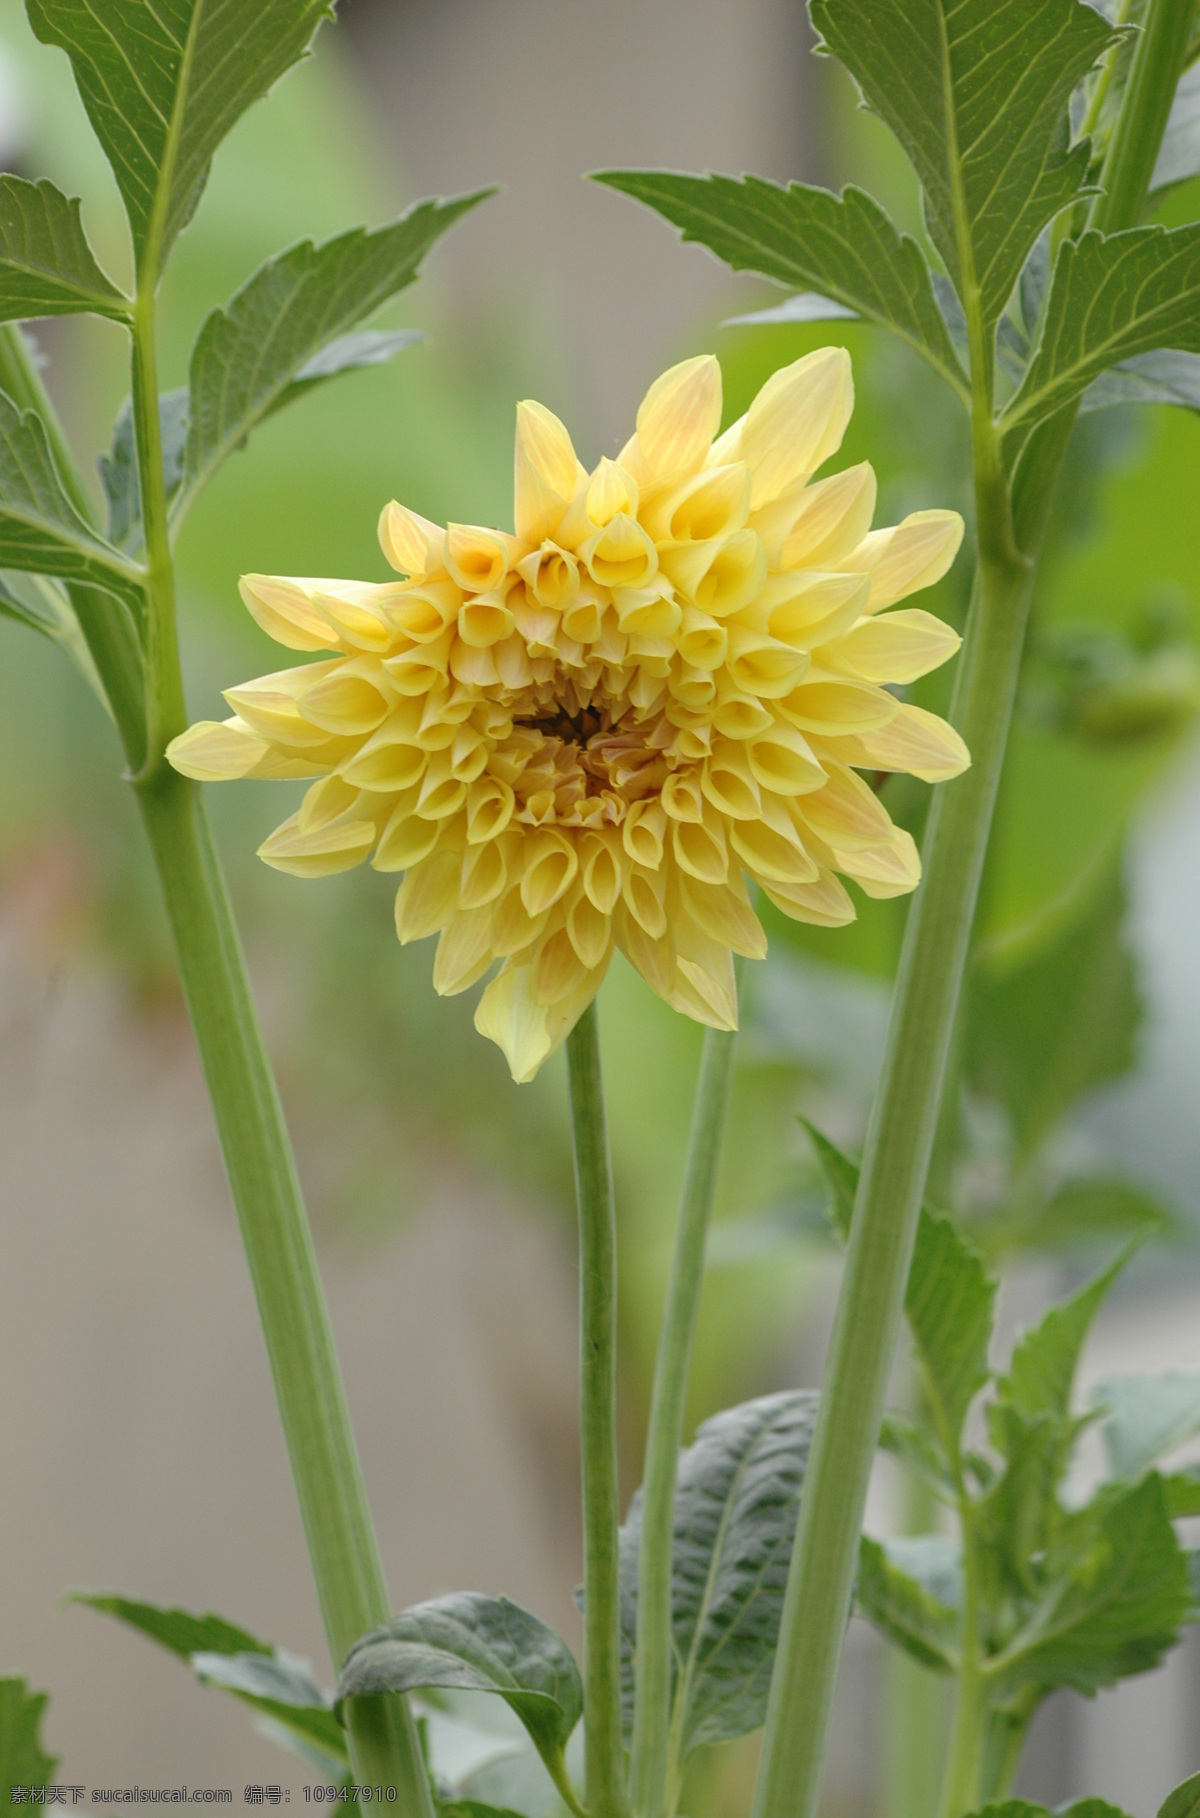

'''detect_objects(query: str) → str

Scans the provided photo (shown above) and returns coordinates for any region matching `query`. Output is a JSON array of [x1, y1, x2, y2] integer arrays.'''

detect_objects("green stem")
[[880, 1415, 949, 1818], [936, 1501, 986, 1818], [136, 773, 433, 1808], [566, 1003, 627, 1818], [629, 1022, 740, 1818], [0, 323, 96, 524], [1090, 0, 1198, 234], [0, 325, 147, 762], [750, 8, 1194, 1812], [130, 298, 186, 775], [979, 1712, 1030, 1803], [752, 533, 1031, 1818], [120, 286, 433, 1807]]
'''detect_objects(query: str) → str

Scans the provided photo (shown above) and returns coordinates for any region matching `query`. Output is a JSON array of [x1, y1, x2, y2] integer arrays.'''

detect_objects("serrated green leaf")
[[965, 1804, 1133, 1818], [1163, 1467, 1200, 1518], [1160, 1772, 1200, 1818], [965, 868, 1140, 1159], [1091, 1372, 1200, 1481], [809, 0, 1113, 325], [177, 194, 488, 522], [1152, 63, 1200, 194], [619, 1390, 818, 1757], [337, 1594, 581, 1796], [993, 1476, 1190, 1696], [71, 1589, 269, 1656], [0, 175, 127, 321], [1082, 349, 1200, 415], [190, 1653, 345, 1765], [724, 292, 860, 328], [906, 1211, 997, 1455], [1004, 225, 1200, 447], [856, 1534, 960, 1670], [878, 1413, 957, 1502], [998, 1239, 1142, 1423], [801, 1118, 857, 1242], [98, 390, 189, 549], [592, 172, 966, 395], [71, 1594, 347, 1770], [0, 1678, 58, 1800], [804, 1122, 995, 1451], [26, 0, 332, 281], [0, 393, 143, 602], [440, 1805, 528, 1818], [994, 1177, 1177, 1255]]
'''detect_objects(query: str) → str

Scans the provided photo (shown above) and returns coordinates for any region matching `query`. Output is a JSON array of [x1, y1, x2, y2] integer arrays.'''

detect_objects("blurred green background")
[[2, 0, 1199, 1809]]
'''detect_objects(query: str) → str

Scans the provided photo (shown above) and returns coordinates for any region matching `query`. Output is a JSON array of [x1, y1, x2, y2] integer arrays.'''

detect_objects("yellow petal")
[[580, 514, 659, 590], [586, 458, 640, 529], [822, 607, 961, 684], [678, 872, 767, 959], [520, 828, 579, 915], [833, 827, 921, 898], [514, 400, 584, 543], [167, 717, 269, 781], [814, 702, 970, 783], [642, 464, 749, 545], [371, 796, 439, 872], [776, 675, 899, 735], [635, 355, 722, 479], [752, 462, 877, 567], [394, 839, 466, 941], [378, 502, 446, 579], [729, 814, 818, 884], [445, 523, 520, 594], [433, 906, 498, 995], [258, 811, 376, 878], [741, 347, 854, 509], [762, 868, 856, 926], [474, 962, 555, 1082], [746, 722, 826, 795], [238, 574, 343, 652], [843, 510, 964, 610], [796, 762, 894, 851], [567, 887, 612, 969]]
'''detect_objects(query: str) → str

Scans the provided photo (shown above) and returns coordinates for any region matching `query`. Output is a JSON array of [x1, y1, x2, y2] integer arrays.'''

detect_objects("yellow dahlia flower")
[[168, 351, 967, 1082]]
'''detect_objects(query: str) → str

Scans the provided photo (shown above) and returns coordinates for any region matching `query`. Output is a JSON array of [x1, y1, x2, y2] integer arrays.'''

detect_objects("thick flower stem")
[[751, 534, 1032, 1818], [566, 1004, 628, 1818], [629, 1022, 740, 1818], [135, 769, 433, 1810], [749, 6, 1195, 1808], [121, 295, 434, 1809]]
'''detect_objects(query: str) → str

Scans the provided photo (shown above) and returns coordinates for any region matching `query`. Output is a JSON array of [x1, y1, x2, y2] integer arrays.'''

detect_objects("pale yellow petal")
[[239, 574, 342, 652], [378, 502, 446, 579], [635, 354, 722, 479], [258, 811, 376, 878], [762, 868, 856, 926], [842, 510, 964, 610], [514, 400, 585, 543], [741, 347, 854, 509], [167, 717, 269, 782], [474, 963, 556, 1083], [813, 703, 970, 783]]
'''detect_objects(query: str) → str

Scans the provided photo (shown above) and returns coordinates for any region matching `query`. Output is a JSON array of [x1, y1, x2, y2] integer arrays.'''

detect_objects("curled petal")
[[842, 510, 964, 610], [741, 348, 854, 509], [634, 354, 722, 479], [813, 703, 970, 783], [514, 399, 584, 543], [378, 502, 446, 580], [258, 811, 377, 878]]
